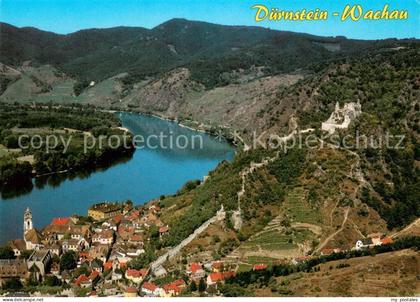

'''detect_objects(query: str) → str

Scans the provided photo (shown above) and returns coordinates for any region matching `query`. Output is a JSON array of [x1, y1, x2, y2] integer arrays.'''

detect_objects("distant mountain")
[[1, 19, 413, 85]]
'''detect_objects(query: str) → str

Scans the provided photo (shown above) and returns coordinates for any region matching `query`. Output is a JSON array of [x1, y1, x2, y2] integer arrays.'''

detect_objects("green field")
[[245, 256, 279, 265], [241, 229, 296, 252]]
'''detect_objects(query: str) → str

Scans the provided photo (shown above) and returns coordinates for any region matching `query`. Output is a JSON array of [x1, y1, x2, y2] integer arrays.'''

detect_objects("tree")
[[148, 225, 160, 239], [220, 284, 249, 297], [280, 218, 291, 228], [74, 264, 90, 278], [2, 278, 23, 291], [20, 249, 34, 259], [3, 134, 19, 148], [127, 244, 156, 269], [27, 271, 40, 286], [73, 80, 89, 96], [0, 246, 15, 259], [189, 281, 197, 292], [211, 235, 221, 244], [44, 275, 62, 287], [225, 216, 234, 230], [198, 278, 206, 292], [0, 160, 33, 186], [60, 251, 77, 271]]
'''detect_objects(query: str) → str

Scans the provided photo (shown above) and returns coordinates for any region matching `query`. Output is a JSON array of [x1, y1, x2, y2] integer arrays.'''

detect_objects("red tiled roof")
[[159, 226, 169, 233], [113, 214, 122, 224], [142, 282, 158, 291], [52, 217, 70, 225], [126, 286, 138, 294], [89, 270, 100, 280], [189, 262, 202, 274], [253, 264, 268, 271], [163, 283, 181, 294], [130, 234, 142, 241], [212, 261, 223, 269], [381, 237, 393, 245], [118, 226, 134, 236], [321, 248, 335, 255], [104, 261, 113, 271], [172, 279, 186, 287], [210, 272, 223, 282], [209, 271, 235, 282], [75, 274, 90, 286], [125, 210, 141, 221], [126, 268, 147, 278], [79, 252, 89, 258]]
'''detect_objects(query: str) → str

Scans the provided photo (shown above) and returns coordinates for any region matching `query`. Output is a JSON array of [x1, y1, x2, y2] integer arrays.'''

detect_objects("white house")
[[141, 282, 161, 297], [92, 230, 114, 245], [355, 238, 373, 250]]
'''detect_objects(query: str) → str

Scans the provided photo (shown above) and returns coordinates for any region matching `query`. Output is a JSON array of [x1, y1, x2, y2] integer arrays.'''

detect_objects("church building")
[[23, 207, 44, 250]]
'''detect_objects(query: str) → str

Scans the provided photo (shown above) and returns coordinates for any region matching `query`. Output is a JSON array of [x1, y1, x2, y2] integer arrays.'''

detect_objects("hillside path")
[[150, 206, 226, 272], [391, 218, 420, 238], [313, 207, 350, 254]]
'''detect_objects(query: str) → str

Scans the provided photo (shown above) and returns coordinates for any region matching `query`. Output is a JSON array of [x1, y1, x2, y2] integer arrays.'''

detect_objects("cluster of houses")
[[135, 260, 237, 297], [354, 233, 393, 250], [318, 233, 394, 257], [71, 201, 175, 296], [0, 203, 397, 297], [288, 234, 394, 265], [0, 202, 172, 297], [108, 203, 168, 268]]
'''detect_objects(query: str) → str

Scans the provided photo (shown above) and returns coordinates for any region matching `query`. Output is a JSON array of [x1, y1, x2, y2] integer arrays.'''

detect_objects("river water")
[[0, 112, 235, 244]]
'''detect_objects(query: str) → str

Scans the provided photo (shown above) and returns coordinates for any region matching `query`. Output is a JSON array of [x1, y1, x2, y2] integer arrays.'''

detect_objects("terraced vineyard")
[[283, 188, 323, 225], [226, 188, 324, 265]]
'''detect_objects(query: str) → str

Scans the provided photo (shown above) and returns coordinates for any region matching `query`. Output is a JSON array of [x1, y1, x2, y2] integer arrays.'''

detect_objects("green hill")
[[1, 19, 414, 86]]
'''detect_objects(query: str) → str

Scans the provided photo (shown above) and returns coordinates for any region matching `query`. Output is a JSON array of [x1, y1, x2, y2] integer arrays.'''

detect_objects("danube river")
[[0, 112, 235, 244]]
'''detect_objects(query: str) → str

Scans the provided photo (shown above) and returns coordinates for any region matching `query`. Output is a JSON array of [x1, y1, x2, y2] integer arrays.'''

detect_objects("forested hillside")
[[0, 19, 412, 86], [149, 46, 419, 272], [260, 46, 420, 229], [0, 104, 134, 197]]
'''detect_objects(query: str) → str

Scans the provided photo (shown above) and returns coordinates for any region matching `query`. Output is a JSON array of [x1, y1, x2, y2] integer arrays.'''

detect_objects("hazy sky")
[[0, 0, 418, 39]]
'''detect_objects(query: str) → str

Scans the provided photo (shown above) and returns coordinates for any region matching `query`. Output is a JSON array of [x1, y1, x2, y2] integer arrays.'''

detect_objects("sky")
[[0, 0, 418, 39]]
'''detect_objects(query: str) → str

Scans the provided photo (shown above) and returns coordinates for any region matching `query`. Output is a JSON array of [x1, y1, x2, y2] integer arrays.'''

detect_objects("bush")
[[60, 251, 77, 271], [2, 278, 23, 291], [44, 275, 62, 287], [0, 246, 15, 259], [73, 80, 89, 96]]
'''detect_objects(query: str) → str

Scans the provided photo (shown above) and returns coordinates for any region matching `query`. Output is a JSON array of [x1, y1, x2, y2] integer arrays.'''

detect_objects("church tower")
[[23, 207, 33, 236]]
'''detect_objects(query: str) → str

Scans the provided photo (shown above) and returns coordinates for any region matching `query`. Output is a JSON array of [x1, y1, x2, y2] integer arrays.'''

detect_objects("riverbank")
[[1, 133, 135, 198], [0, 112, 235, 244], [106, 108, 242, 151]]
